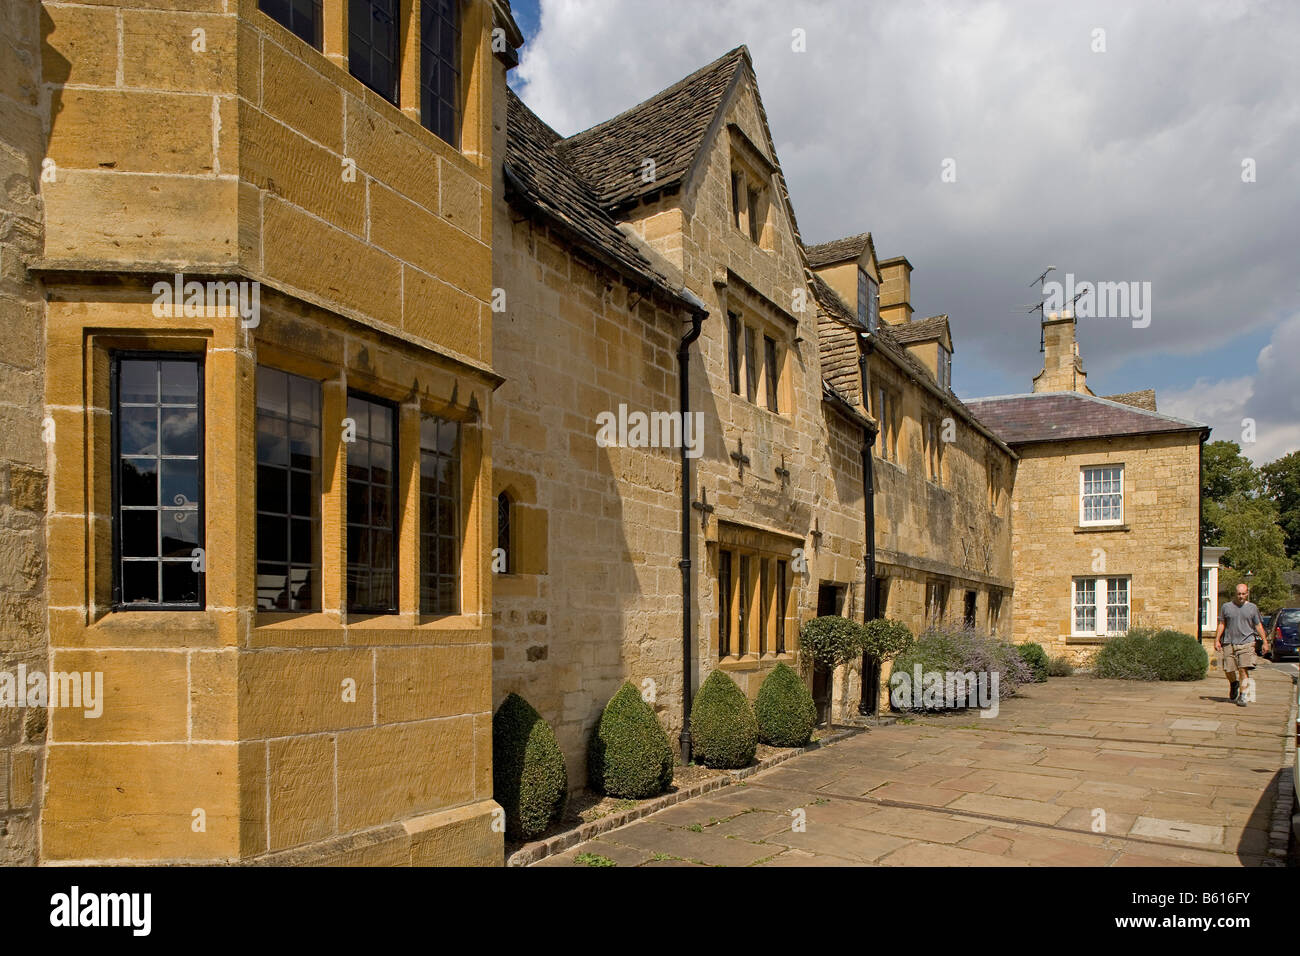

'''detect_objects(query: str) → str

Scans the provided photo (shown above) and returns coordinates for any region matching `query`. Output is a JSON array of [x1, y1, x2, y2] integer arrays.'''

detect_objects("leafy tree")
[[1261, 451, 1300, 564], [1201, 441, 1261, 546], [1216, 494, 1290, 610]]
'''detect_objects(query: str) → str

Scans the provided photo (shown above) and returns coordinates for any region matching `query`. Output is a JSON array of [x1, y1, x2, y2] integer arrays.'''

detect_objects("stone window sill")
[[1074, 524, 1130, 534]]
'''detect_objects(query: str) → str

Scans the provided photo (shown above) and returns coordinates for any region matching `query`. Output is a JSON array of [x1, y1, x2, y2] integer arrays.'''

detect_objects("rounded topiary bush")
[[799, 615, 867, 674], [1093, 627, 1207, 681], [690, 669, 760, 768], [492, 693, 567, 841], [588, 682, 674, 798], [754, 662, 817, 748], [1017, 642, 1050, 682], [1147, 628, 1209, 681]]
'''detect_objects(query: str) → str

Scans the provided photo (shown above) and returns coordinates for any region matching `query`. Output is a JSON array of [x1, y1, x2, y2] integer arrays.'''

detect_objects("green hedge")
[[889, 626, 1034, 711], [690, 670, 759, 768], [588, 682, 674, 798], [492, 693, 567, 841], [1017, 642, 1050, 682], [754, 662, 817, 748], [1094, 628, 1208, 681]]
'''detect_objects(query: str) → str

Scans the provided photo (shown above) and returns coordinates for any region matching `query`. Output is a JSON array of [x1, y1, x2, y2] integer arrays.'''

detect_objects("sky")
[[506, 0, 1299, 465]]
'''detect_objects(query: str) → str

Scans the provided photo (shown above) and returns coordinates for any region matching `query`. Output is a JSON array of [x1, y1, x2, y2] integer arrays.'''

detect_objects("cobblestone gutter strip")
[[507, 727, 863, 867], [1264, 674, 1297, 866]]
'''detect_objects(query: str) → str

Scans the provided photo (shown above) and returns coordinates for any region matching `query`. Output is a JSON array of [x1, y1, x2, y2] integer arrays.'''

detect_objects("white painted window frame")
[[1079, 464, 1124, 526], [1071, 574, 1132, 637]]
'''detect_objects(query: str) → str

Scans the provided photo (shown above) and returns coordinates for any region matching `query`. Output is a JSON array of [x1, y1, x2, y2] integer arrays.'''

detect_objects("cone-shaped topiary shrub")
[[588, 682, 674, 798], [754, 662, 817, 747], [690, 669, 759, 768], [492, 693, 568, 841]]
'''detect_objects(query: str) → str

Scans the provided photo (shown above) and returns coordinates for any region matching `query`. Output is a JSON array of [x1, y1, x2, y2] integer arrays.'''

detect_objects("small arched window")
[[496, 491, 511, 574]]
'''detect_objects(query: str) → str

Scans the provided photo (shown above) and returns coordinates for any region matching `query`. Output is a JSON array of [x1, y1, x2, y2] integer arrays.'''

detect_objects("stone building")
[[969, 313, 1208, 660], [6, 0, 521, 866], [806, 233, 1017, 708], [492, 45, 873, 781]]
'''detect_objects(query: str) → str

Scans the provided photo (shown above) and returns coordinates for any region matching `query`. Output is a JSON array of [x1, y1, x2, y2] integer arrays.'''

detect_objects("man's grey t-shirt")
[[1220, 600, 1262, 645]]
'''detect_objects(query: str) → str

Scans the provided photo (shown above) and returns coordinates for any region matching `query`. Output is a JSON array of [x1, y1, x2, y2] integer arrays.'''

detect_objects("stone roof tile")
[[559, 47, 750, 209]]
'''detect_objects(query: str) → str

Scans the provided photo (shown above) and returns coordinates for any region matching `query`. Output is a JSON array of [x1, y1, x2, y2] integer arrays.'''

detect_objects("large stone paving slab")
[[534, 669, 1290, 867]]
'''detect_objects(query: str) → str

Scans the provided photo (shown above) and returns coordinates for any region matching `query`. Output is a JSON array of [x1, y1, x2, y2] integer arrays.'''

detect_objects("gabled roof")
[[805, 232, 876, 269], [890, 315, 950, 347], [559, 47, 750, 210], [965, 392, 1207, 446], [1101, 388, 1157, 412], [503, 89, 702, 313]]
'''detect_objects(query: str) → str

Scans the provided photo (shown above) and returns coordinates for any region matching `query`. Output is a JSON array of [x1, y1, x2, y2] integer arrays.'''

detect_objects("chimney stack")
[[877, 256, 913, 325], [1032, 310, 1092, 394]]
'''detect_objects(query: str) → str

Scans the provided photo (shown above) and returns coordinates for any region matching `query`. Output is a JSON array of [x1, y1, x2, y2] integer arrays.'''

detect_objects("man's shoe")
[[1236, 695, 1247, 707], [1229, 681, 1240, 701]]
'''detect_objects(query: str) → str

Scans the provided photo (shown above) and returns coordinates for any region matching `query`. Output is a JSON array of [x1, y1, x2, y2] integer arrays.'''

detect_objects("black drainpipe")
[[858, 340, 879, 715], [677, 307, 705, 764]]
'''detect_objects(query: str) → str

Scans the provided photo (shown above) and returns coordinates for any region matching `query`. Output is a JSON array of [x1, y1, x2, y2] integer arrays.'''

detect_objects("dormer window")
[[857, 270, 879, 332]]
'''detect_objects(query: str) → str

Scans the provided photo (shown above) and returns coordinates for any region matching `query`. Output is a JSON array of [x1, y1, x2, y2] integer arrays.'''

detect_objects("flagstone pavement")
[[536, 665, 1297, 867]]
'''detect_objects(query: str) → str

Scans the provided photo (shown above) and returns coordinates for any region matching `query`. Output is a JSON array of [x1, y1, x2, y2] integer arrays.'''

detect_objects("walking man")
[[1215, 582, 1270, 707]]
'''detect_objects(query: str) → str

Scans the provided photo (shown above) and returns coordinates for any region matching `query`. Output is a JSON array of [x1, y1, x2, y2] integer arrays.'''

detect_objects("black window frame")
[[718, 550, 732, 658], [775, 559, 788, 654], [255, 365, 323, 613], [420, 0, 462, 146], [345, 391, 400, 614], [349, 0, 401, 105], [496, 490, 511, 575], [727, 312, 741, 395], [763, 334, 779, 412], [258, 0, 324, 49], [419, 413, 460, 616], [110, 350, 206, 611]]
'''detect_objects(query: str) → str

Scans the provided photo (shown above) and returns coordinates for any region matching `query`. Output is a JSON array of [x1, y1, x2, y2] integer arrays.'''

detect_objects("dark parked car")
[[1259, 608, 1299, 661]]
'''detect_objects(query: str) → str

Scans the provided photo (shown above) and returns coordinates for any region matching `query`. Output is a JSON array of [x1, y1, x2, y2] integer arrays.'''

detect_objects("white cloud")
[[513, 1, 1300, 400], [1161, 312, 1300, 465]]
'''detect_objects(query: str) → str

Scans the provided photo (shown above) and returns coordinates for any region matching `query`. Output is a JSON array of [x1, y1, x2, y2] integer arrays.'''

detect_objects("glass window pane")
[[122, 561, 158, 605], [119, 360, 157, 404], [122, 510, 157, 557], [120, 407, 158, 456], [347, 395, 397, 613], [162, 561, 200, 605], [160, 407, 199, 456], [160, 360, 199, 404], [161, 458, 199, 508], [121, 458, 158, 507]]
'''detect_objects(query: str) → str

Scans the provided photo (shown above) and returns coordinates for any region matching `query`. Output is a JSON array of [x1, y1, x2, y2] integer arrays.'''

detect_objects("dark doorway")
[[964, 590, 977, 629]]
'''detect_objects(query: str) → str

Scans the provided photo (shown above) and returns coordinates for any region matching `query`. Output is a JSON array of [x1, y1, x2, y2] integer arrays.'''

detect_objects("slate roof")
[[965, 392, 1207, 446], [1101, 389, 1158, 412], [503, 89, 700, 311], [806, 232, 873, 268], [889, 315, 950, 346], [559, 47, 750, 210]]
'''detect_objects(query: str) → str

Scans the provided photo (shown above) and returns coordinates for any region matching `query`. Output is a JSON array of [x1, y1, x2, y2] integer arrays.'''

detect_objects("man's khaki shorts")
[[1220, 642, 1256, 674]]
